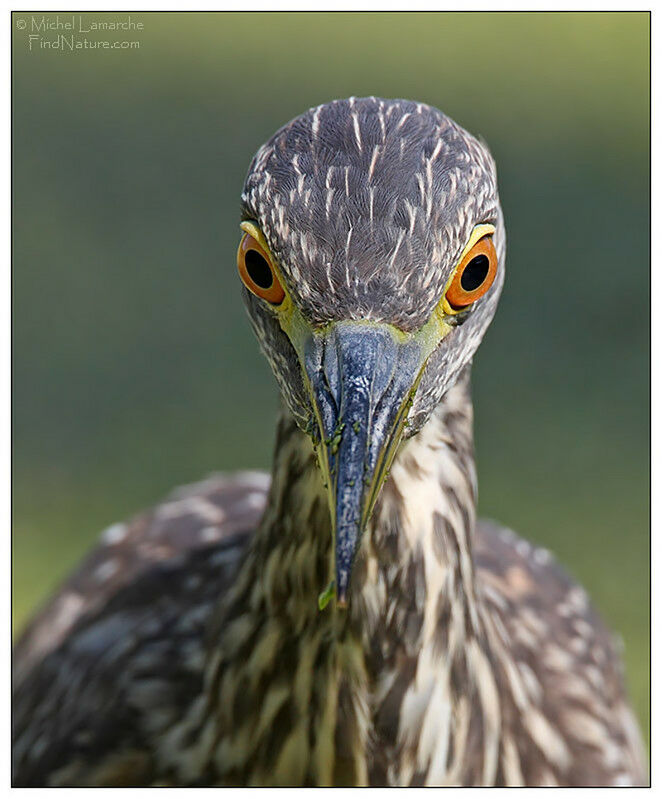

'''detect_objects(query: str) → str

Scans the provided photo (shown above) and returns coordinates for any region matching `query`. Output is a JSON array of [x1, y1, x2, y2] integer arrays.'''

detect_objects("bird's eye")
[[237, 232, 285, 305], [445, 235, 498, 310]]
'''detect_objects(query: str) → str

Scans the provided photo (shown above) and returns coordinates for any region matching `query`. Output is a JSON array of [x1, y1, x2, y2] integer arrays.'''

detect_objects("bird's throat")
[[201, 368, 484, 785]]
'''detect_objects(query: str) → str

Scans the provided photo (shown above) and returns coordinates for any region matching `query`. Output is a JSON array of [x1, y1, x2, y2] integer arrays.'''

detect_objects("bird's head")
[[237, 97, 505, 606]]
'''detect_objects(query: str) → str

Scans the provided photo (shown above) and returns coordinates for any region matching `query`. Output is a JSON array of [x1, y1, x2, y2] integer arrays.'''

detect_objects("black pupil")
[[245, 250, 273, 289], [461, 254, 489, 292]]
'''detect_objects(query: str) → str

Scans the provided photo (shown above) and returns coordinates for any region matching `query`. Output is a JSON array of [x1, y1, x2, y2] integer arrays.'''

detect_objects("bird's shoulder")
[[474, 518, 646, 785], [12, 470, 271, 786], [13, 470, 270, 685], [473, 518, 622, 673]]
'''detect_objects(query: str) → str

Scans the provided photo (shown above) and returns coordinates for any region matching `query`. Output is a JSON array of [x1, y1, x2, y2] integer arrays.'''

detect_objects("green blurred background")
[[12, 12, 649, 743]]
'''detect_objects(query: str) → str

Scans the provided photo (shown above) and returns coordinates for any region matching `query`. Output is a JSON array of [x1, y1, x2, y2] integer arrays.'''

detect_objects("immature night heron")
[[13, 97, 645, 786]]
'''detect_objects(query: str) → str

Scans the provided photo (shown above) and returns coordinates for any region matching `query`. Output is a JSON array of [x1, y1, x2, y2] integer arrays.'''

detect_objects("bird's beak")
[[303, 322, 431, 606]]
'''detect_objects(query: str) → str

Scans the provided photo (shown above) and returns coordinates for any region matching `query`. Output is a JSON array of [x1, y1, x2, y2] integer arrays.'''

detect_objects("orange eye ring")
[[237, 232, 285, 305], [445, 235, 498, 310]]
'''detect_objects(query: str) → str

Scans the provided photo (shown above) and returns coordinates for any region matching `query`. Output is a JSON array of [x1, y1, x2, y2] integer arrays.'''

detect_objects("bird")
[[12, 96, 646, 787]]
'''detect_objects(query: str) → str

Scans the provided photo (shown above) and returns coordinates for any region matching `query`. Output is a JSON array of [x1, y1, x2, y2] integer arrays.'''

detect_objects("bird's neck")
[[347, 365, 489, 785], [203, 367, 489, 785], [257, 364, 481, 627]]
